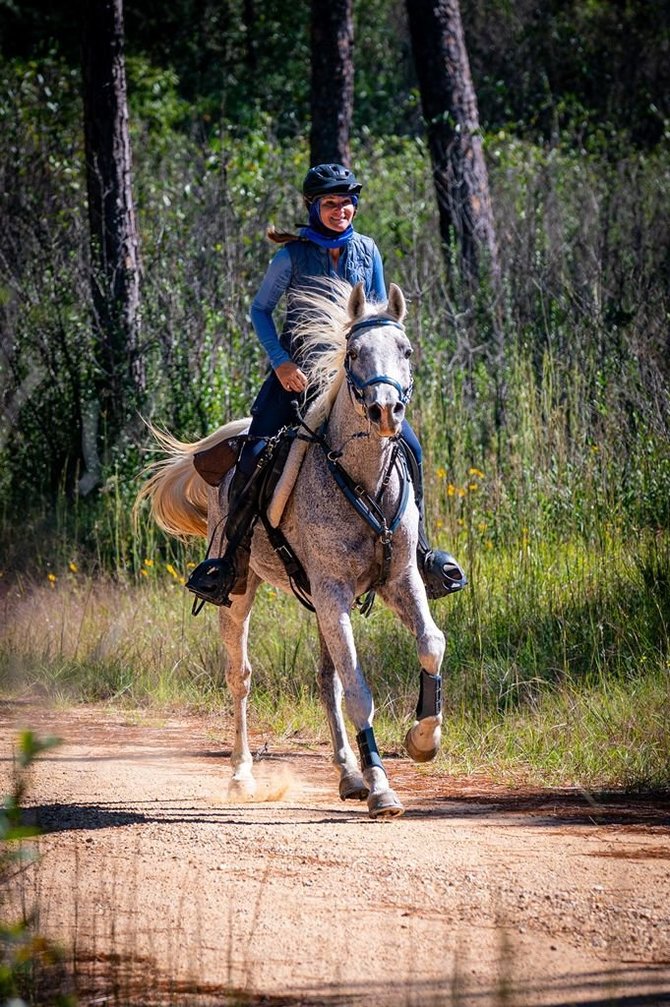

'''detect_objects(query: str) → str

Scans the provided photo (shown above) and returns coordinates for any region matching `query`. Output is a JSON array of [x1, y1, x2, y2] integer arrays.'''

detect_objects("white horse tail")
[[135, 418, 250, 540]]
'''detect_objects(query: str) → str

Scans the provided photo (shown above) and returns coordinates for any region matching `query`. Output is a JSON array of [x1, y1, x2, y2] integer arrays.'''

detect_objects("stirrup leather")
[[420, 548, 467, 599]]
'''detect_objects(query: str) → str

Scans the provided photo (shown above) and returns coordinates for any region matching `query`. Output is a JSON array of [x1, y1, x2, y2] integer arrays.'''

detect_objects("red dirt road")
[[2, 701, 670, 1006]]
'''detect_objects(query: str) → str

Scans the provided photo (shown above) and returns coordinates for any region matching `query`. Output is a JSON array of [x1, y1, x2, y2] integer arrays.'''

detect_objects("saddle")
[[193, 434, 246, 487], [190, 426, 313, 610], [193, 427, 307, 524]]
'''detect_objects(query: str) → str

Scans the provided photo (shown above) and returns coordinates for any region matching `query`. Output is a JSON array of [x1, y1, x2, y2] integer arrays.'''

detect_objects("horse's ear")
[[348, 281, 367, 321], [387, 283, 407, 324]]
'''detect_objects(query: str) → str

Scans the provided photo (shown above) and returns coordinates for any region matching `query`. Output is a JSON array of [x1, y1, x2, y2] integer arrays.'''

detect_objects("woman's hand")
[[275, 361, 308, 393]]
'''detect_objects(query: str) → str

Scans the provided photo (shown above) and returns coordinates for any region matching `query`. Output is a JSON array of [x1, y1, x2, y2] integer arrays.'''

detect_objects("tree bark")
[[406, 0, 499, 288], [310, 0, 354, 166], [81, 0, 142, 470]]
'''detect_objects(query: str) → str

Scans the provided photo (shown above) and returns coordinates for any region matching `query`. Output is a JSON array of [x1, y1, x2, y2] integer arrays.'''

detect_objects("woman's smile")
[[319, 196, 355, 232]]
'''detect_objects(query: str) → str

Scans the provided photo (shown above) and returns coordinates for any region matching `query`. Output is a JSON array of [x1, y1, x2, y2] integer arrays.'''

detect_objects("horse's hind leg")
[[219, 572, 260, 799], [317, 629, 368, 801]]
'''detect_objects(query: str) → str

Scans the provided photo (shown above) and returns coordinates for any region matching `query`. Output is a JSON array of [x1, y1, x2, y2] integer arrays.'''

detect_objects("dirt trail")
[[2, 700, 670, 1006]]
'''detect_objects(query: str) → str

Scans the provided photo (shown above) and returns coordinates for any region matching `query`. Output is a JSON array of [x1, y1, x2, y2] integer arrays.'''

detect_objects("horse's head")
[[345, 282, 413, 438]]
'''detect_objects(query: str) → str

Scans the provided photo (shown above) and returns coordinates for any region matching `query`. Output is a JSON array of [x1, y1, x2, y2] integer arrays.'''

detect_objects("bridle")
[[344, 317, 414, 411]]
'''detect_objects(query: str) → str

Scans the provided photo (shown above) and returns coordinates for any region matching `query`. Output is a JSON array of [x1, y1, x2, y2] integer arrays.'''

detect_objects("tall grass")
[[2, 518, 668, 789]]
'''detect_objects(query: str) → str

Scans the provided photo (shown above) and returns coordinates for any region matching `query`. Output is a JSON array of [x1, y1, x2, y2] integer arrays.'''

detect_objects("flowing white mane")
[[291, 277, 399, 428]]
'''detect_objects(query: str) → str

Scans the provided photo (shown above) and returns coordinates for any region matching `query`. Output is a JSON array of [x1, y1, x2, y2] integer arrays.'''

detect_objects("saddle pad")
[[266, 381, 342, 527], [266, 434, 309, 527]]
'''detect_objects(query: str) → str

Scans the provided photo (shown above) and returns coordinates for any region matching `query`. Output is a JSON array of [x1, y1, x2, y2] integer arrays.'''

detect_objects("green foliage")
[[461, 0, 670, 146], [1, 732, 74, 1007], [4, 0, 667, 146], [0, 56, 669, 594], [0, 54, 90, 501]]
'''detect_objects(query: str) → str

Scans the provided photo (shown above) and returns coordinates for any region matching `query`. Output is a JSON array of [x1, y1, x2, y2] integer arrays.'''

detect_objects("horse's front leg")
[[314, 582, 404, 819], [379, 567, 446, 763], [317, 628, 368, 802], [219, 573, 260, 799]]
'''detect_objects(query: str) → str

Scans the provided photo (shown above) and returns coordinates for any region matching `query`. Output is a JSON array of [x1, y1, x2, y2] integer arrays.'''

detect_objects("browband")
[[347, 317, 405, 338]]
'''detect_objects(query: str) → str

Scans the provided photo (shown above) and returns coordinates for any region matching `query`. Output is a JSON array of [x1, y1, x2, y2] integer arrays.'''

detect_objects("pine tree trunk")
[[406, 0, 499, 288], [310, 0, 354, 166], [81, 0, 142, 464]]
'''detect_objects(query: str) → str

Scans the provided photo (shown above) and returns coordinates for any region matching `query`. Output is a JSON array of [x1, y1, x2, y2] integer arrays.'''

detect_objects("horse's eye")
[[348, 349, 358, 362], [404, 347, 413, 359]]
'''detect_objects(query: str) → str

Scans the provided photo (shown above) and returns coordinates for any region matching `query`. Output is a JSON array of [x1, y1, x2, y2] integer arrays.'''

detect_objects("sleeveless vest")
[[280, 233, 377, 359]]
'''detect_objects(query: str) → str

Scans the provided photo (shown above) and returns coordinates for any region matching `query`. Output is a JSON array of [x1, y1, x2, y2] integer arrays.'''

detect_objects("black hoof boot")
[[420, 548, 467, 599], [186, 556, 237, 610]]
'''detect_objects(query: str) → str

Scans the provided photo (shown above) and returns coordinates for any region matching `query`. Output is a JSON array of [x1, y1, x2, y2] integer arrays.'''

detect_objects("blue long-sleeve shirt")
[[250, 242, 386, 369]]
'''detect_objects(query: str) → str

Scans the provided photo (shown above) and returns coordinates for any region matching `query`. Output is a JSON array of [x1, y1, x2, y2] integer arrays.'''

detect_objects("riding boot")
[[401, 438, 468, 599], [185, 452, 266, 609]]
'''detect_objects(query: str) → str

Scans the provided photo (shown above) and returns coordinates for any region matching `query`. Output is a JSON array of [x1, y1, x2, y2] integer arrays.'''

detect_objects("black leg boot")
[[186, 455, 265, 610]]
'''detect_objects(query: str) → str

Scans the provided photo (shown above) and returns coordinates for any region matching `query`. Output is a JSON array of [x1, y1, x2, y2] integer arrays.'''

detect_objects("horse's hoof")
[[339, 772, 369, 801], [404, 722, 441, 763], [368, 789, 404, 819], [227, 776, 257, 801]]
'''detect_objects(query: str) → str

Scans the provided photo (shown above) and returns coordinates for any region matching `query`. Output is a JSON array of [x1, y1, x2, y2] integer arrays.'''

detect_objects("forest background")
[[0, 0, 669, 787]]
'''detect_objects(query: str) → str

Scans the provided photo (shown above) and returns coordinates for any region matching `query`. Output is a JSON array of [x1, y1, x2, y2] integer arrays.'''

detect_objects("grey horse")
[[138, 280, 445, 819]]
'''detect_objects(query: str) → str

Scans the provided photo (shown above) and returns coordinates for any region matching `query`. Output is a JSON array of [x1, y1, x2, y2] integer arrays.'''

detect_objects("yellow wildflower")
[[47, 573, 57, 587], [435, 466, 447, 480], [468, 467, 485, 479], [447, 484, 456, 496], [166, 563, 179, 578], [144, 558, 154, 567], [140, 568, 148, 578], [68, 561, 78, 573], [468, 482, 479, 492]]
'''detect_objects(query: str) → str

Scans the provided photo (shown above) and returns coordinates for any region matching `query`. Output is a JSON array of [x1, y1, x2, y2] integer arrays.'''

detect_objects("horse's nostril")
[[393, 402, 404, 417], [368, 404, 382, 424]]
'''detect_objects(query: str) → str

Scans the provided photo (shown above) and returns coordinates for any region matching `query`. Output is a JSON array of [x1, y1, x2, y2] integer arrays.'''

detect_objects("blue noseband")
[[346, 368, 414, 405]]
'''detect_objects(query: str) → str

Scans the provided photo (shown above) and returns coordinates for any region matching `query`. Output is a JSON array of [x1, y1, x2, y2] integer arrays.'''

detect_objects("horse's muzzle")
[[366, 399, 405, 437]]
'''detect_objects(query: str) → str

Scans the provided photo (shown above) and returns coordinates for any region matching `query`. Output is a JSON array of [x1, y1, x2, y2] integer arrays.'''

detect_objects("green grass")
[[2, 527, 668, 791]]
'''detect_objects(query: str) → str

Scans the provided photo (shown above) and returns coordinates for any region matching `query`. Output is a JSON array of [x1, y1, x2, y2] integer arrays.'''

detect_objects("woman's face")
[[318, 195, 356, 232]]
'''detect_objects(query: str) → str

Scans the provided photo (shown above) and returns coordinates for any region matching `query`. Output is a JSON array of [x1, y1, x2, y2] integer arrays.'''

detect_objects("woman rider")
[[187, 163, 466, 607]]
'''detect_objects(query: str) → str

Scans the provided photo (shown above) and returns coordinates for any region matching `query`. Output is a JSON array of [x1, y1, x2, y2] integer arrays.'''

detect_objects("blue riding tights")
[[237, 370, 422, 481]]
